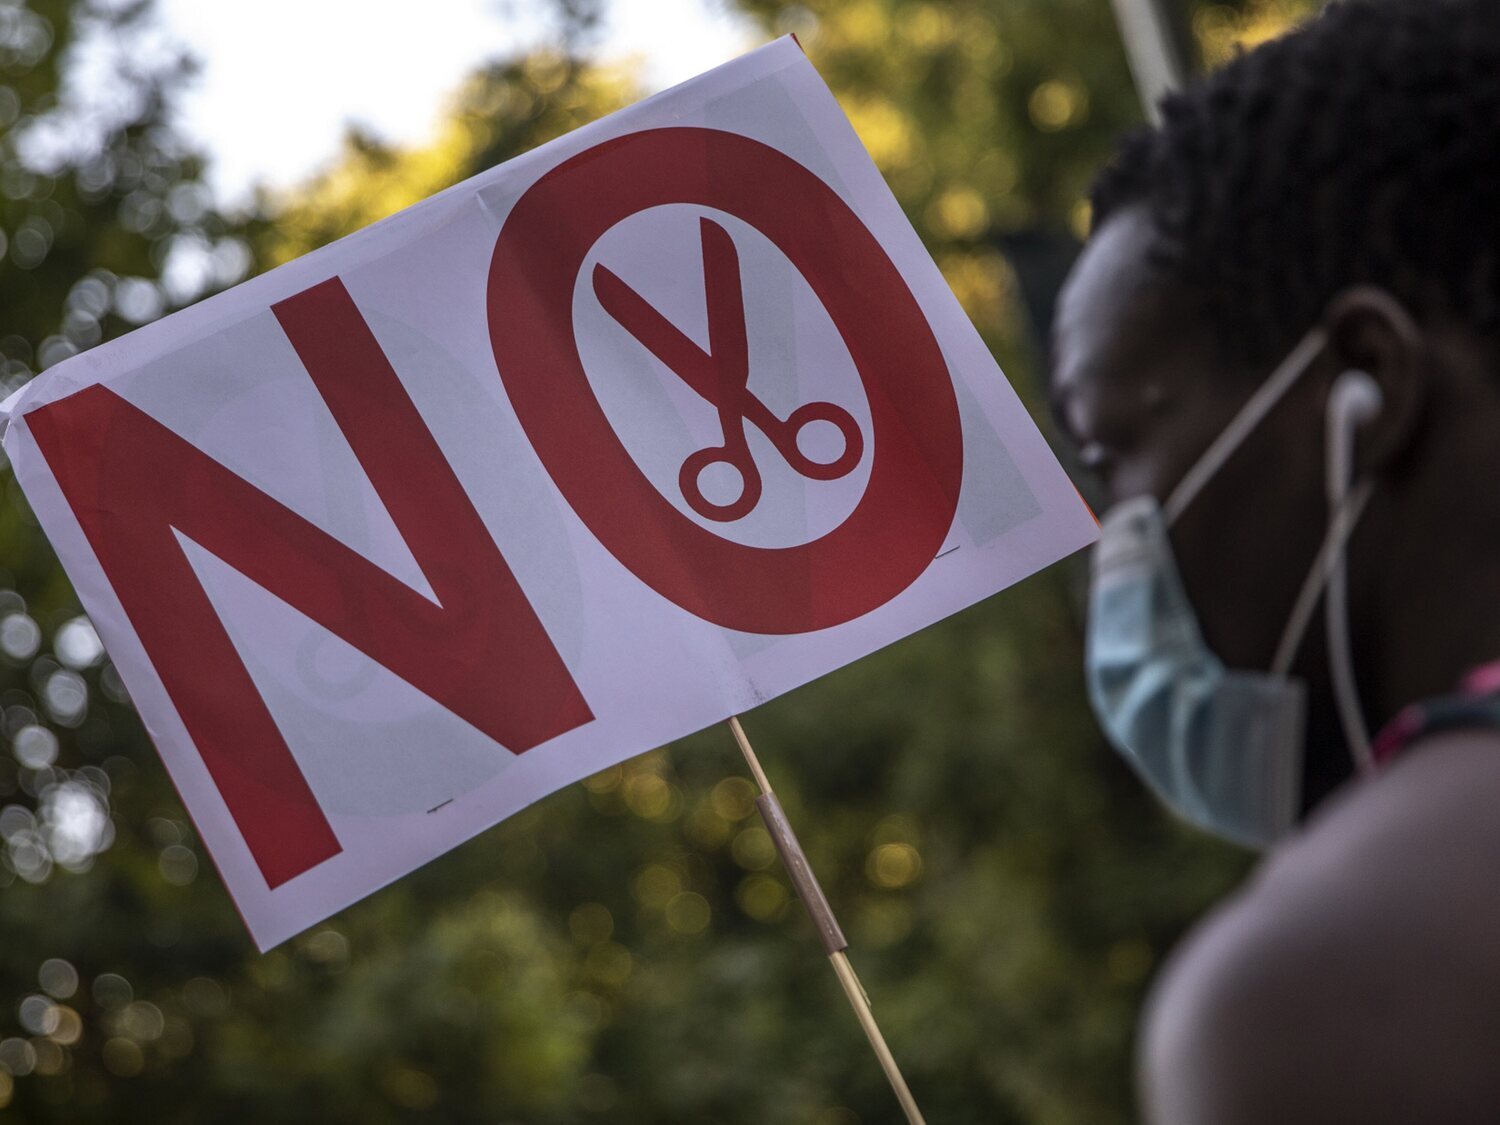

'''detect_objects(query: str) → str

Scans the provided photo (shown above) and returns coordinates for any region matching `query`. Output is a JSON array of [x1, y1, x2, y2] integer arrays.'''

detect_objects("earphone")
[[1325, 369, 1384, 775], [1326, 369, 1384, 505]]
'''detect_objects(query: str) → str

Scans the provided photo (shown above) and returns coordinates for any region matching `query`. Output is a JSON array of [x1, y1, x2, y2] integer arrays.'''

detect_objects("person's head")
[[1054, 0, 1500, 808]]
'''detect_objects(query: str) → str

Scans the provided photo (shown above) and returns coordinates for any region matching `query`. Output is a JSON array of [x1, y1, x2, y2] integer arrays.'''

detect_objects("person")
[[1050, 1, 1500, 1121]]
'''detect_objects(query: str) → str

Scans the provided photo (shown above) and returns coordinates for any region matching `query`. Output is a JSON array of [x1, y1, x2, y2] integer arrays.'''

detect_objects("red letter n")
[[25, 278, 593, 888]]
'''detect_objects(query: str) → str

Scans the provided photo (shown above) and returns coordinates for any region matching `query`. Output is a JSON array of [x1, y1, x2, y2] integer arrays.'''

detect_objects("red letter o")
[[488, 128, 962, 634]]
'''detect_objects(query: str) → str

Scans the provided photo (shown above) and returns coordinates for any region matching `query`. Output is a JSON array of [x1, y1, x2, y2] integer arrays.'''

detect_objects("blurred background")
[[0, 1, 1319, 1120]]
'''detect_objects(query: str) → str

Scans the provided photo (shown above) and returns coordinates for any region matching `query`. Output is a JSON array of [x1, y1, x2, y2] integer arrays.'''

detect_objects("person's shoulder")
[[1139, 729, 1500, 1125], [1276, 726, 1500, 879]]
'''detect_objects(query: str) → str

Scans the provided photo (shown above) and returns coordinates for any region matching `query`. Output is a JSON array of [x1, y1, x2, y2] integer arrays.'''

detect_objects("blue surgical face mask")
[[1085, 328, 1383, 849]]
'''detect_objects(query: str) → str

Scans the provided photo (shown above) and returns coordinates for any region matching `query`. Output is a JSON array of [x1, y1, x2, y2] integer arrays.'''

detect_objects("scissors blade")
[[591, 217, 752, 415], [591, 264, 720, 403], [698, 217, 751, 401]]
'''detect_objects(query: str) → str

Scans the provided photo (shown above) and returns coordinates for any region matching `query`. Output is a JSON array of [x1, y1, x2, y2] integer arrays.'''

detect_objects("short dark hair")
[[1090, 0, 1500, 365]]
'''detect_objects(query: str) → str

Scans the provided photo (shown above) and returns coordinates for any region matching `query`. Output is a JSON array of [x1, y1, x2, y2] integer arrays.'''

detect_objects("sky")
[[152, 0, 761, 208]]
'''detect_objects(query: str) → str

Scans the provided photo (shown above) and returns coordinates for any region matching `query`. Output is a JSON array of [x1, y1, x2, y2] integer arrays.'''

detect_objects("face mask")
[[1085, 327, 1383, 849]]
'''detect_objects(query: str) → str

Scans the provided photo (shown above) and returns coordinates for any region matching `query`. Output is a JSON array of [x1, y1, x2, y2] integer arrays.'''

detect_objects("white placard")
[[1, 38, 1097, 949]]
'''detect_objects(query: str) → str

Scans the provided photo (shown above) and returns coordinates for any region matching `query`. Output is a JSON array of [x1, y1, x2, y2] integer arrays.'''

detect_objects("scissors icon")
[[592, 216, 864, 522]]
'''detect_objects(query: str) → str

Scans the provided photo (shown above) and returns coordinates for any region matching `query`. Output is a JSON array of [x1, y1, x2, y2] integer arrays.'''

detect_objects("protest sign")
[[0, 37, 1097, 951]]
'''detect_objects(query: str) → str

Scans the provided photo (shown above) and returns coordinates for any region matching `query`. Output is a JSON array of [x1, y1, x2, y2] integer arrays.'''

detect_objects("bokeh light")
[[92, 974, 132, 1011], [12, 724, 57, 770], [53, 616, 104, 669], [18, 993, 59, 1037], [866, 841, 923, 889], [0, 613, 40, 662], [37, 959, 78, 1001], [40, 779, 112, 871]]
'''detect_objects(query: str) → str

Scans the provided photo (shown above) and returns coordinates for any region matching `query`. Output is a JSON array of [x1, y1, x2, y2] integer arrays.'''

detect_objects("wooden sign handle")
[[727, 716, 928, 1125]]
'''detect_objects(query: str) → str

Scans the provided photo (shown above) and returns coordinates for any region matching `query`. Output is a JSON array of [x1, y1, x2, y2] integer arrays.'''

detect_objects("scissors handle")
[[683, 400, 862, 522], [773, 401, 865, 481], [680, 444, 763, 523]]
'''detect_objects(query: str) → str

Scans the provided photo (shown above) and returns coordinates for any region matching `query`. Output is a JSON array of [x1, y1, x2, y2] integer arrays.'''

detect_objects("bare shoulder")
[[1141, 730, 1500, 1125]]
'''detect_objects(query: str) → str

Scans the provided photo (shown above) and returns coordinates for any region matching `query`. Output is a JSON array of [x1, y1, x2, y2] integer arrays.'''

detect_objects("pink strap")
[[1461, 659, 1500, 696], [1371, 659, 1500, 766]]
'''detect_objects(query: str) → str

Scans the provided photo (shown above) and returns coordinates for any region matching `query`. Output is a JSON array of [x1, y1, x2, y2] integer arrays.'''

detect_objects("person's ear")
[[1321, 286, 1426, 475]]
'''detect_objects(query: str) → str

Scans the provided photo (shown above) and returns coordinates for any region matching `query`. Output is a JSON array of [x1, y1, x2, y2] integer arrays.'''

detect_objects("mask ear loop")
[[1164, 327, 1330, 527], [1269, 482, 1372, 679]]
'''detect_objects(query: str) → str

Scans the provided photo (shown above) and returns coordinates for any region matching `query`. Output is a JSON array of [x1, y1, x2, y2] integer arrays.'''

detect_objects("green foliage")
[[0, 0, 1342, 1121], [0, 0, 247, 391]]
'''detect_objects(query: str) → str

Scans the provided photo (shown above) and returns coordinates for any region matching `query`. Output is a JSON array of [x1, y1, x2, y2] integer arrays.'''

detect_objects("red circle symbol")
[[487, 127, 963, 634]]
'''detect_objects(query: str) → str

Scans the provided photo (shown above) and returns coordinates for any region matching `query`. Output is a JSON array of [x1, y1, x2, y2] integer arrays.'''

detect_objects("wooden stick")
[[728, 716, 772, 794], [727, 715, 928, 1125]]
